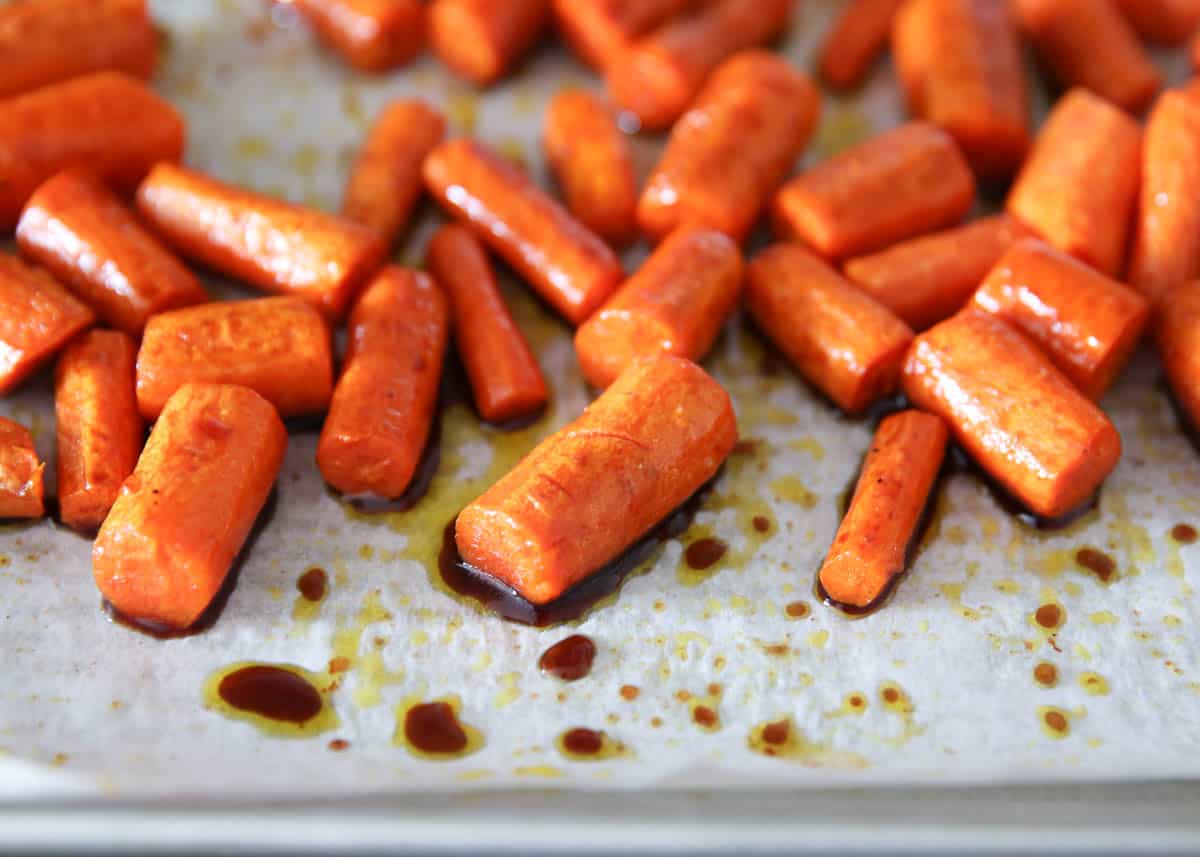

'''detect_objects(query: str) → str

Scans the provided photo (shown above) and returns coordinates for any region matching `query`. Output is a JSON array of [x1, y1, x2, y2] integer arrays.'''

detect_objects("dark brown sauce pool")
[[404, 701, 468, 754], [297, 567, 327, 601], [684, 537, 727, 570], [538, 634, 596, 681], [217, 665, 322, 724], [561, 727, 603, 756]]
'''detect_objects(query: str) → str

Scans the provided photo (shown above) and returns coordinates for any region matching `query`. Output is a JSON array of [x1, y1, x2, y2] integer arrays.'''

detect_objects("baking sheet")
[[2, 0, 1199, 800]]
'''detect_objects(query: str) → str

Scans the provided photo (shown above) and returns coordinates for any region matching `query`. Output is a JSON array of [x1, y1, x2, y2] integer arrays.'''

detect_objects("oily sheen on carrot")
[[292, 0, 425, 71], [428, 0, 549, 85], [818, 0, 905, 91], [1115, 0, 1200, 43], [1157, 281, 1200, 434], [456, 354, 736, 605], [0, 417, 44, 519], [551, 0, 699, 70]]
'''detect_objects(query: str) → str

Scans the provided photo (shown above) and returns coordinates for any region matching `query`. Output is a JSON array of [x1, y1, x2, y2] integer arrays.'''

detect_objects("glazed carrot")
[[843, 215, 1029, 331], [428, 0, 549, 85], [745, 243, 914, 415], [543, 89, 638, 246], [426, 226, 546, 424], [1006, 89, 1141, 278], [341, 99, 446, 247], [606, 0, 796, 131], [136, 163, 384, 320], [0, 71, 185, 230], [456, 354, 736, 604], [1115, 0, 1200, 43], [54, 330, 142, 533], [902, 310, 1121, 519], [318, 267, 448, 499], [819, 411, 948, 608], [0, 417, 43, 519], [17, 170, 207, 336], [422, 139, 622, 325], [638, 50, 820, 243], [551, 0, 699, 70], [93, 383, 286, 631], [1015, 0, 1161, 113], [771, 121, 975, 261], [818, 0, 905, 91], [1193, 31, 1200, 72], [1157, 281, 1200, 433], [0, 253, 94, 395], [891, 0, 1030, 180], [135, 297, 333, 421], [292, 0, 425, 71]]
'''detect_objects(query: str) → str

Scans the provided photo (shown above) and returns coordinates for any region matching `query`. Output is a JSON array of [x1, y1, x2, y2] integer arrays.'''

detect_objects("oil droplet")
[[1171, 523, 1197, 544], [769, 475, 818, 509], [203, 662, 338, 737], [747, 717, 870, 768], [538, 634, 596, 681], [1074, 548, 1117, 583], [1033, 662, 1058, 687], [784, 601, 810, 619], [555, 727, 629, 761], [830, 692, 868, 717], [514, 765, 564, 778], [1078, 672, 1110, 696], [393, 696, 483, 760], [1034, 602, 1066, 631], [1038, 706, 1071, 739], [879, 682, 913, 713], [684, 537, 728, 570], [619, 685, 639, 701]]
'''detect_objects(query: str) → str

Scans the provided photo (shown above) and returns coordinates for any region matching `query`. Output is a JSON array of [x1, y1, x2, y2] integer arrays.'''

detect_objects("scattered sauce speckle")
[[296, 567, 327, 601], [761, 719, 791, 746], [693, 705, 718, 729], [1039, 706, 1070, 739], [747, 717, 870, 767], [1171, 523, 1197, 544], [1078, 672, 1110, 696], [538, 634, 596, 681], [1033, 662, 1058, 687], [394, 696, 483, 760], [328, 738, 349, 752], [752, 515, 771, 533], [619, 684, 640, 701], [1074, 548, 1116, 583], [555, 727, 628, 760], [203, 662, 338, 737], [684, 537, 728, 570], [784, 601, 810, 619], [1035, 602, 1065, 630]]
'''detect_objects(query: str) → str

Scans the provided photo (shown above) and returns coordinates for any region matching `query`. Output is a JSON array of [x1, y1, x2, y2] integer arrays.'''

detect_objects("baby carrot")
[[551, 0, 699, 70], [0, 71, 185, 229], [745, 243, 914, 415], [902, 310, 1121, 519], [543, 89, 638, 246], [292, 0, 425, 71], [1157, 282, 1200, 434], [341, 99, 445, 248], [0, 253, 94, 395], [422, 138, 622, 325], [819, 410, 948, 608], [0, 417, 44, 519], [1006, 89, 1141, 278], [771, 121, 975, 261], [638, 50, 820, 244], [818, 0, 905, 91], [456, 354, 736, 605], [318, 267, 448, 500], [17, 170, 207, 335], [135, 297, 333, 421], [426, 226, 546, 424], [428, 0, 549, 85], [1115, 0, 1200, 43], [54, 330, 142, 533], [93, 383, 287, 631], [136, 163, 384, 320]]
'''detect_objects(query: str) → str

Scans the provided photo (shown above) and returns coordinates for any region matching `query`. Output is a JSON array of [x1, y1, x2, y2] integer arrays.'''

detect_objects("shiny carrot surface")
[[551, 0, 699, 70], [1158, 281, 1200, 434], [819, 0, 905, 91], [428, 0, 549, 85], [0, 416, 44, 520], [1115, 0, 1200, 43], [292, 0, 425, 71]]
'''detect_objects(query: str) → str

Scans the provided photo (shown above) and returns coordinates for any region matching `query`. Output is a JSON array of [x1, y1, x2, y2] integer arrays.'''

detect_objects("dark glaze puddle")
[[405, 701, 468, 755], [217, 665, 322, 724], [561, 727, 603, 756], [538, 634, 596, 681]]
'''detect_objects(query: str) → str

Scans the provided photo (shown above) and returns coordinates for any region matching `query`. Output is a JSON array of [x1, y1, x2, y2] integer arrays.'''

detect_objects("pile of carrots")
[[2, 0, 1200, 632]]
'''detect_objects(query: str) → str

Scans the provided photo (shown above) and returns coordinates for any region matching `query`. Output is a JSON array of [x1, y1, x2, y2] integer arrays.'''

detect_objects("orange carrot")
[[1157, 281, 1200, 434], [1193, 30, 1200, 72], [136, 163, 384, 320], [818, 0, 906, 91], [575, 227, 742, 388], [54, 330, 142, 533], [1115, 0, 1200, 43], [745, 243, 914, 414], [317, 267, 448, 499], [819, 410, 948, 607], [93, 383, 286, 631], [426, 225, 547, 424], [292, 0, 425, 71], [551, 0, 700, 70], [428, 0, 549, 85], [0, 417, 44, 519], [135, 297, 333, 421], [456, 354, 736, 604], [638, 50, 820, 243]]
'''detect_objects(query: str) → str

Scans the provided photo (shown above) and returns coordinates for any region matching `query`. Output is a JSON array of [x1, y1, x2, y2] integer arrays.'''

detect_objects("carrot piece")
[[93, 383, 286, 631], [1193, 30, 1200, 72], [0, 253, 94, 395], [1006, 89, 1141, 279], [0, 71, 184, 230], [1015, 0, 1161, 113], [575, 227, 742, 388], [317, 267, 448, 499], [54, 330, 142, 533], [341, 99, 445, 248], [426, 226, 546, 424], [891, 0, 1030, 180], [902, 310, 1122, 519], [605, 0, 796, 131], [422, 139, 622, 325], [543, 89, 638, 246], [135, 297, 334, 421], [456, 354, 736, 604], [16, 170, 207, 336], [1115, 0, 1200, 43], [292, 0, 425, 71], [819, 410, 948, 607], [818, 0, 906, 91], [638, 50, 820, 243], [771, 121, 975, 261], [0, 417, 44, 519], [843, 215, 1028, 331], [1157, 281, 1200, 433], [428, 0, 549, 85], [551, 0, 700, 70], [136, 163, 384, 320], [745, 243, 914, 414]]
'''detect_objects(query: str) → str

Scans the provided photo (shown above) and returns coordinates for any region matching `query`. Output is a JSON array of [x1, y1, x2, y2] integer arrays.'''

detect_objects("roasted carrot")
[[902, 310, 1122, 519], [456, 354, 736, 604], [0, 253, 94, 395], [54, 330, 142, 533], [93, 383, 286, 631], [1157, 281, 1200, 433], [318, 267, 448, 499], [17, 170, 207, 336], [771, 121, 975, 261], [422, 138, 622, 325], [819, 410, 948, 608], [1006, 89, 1141, 278], [605, 0, 796, 131], [1115, 0, 1200, 43], [745, 243, 914, 415], [426, 226, 546, 424], [818, 0, 905, 91], [638, 50, 820, 244], [0, 71, 184, 230], [135, 297, 333, 421], [428, 0, 549, 85], [0, 417, 44, 519], [551, 0, 699, 70], [136, 163, 384, 320], [292, 0, 425, 71]]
